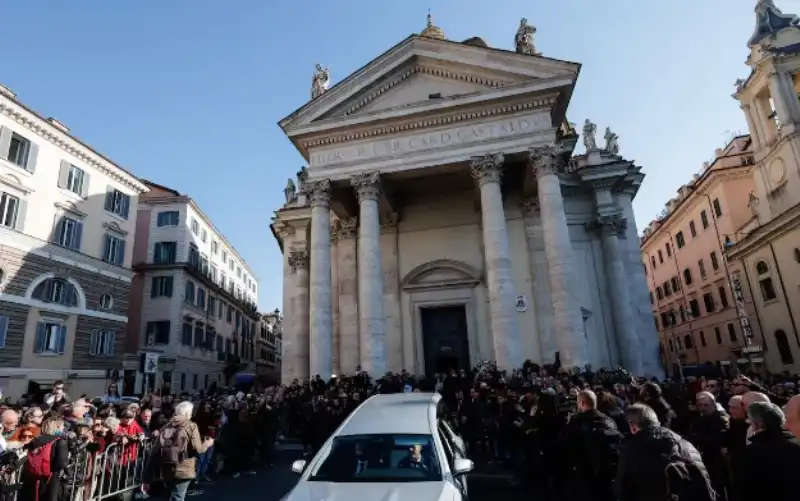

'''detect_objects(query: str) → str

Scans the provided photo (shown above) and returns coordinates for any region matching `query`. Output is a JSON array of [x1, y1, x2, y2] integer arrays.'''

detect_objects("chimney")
[[0, 83, 16, 99], [715, 148, 724, 158], [47, 117, 70, 133], [703, 161, 711, 170]]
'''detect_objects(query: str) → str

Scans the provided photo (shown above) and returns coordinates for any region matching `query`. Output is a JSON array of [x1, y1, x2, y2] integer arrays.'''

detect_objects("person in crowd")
[[740, 401, 800, 501], [1, 411, 18, 441], [638, 382, 676, 429], [785, 394, 800, 440], [42, 381, 69, 409], [19, 418, 69, 501], [687, 391, 731, 500], [102, 384, 122, 406]]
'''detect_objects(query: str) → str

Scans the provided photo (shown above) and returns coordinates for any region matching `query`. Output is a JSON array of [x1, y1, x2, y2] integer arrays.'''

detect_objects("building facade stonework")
[[272, 26, 660, 382]]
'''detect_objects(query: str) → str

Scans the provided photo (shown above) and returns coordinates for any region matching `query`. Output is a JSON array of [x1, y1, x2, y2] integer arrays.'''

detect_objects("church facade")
[[271, 18, 661, 382]]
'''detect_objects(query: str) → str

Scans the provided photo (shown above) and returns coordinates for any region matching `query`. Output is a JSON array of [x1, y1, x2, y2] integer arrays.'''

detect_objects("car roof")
[[337, 393, 441, 437]]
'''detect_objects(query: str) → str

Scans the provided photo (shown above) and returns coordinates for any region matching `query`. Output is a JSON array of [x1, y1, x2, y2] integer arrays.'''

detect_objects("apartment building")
[[125, 181, 259, 394], [257, 310, 282, 383], [640, 136, 763, 376], [0, 83, 148, 398], [724, 0, 800, 373]]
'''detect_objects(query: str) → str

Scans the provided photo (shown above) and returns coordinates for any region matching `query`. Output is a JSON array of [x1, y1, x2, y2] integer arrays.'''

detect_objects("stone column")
[[307, 180, 333, 378], [529, 146, 587, 369], [593, 215, 642, 374], [521, 196, 556, 364], [336, 218, 360, 374], [330, 223, 341, 375], [350, 172, 387, 376], [768, 70, 797, 133], [470, 153, 523, 370], [380, 220, 403, 372], [286, 248, 309, 382], [754, 96, 778, 144], [741, 104, 762, 150]]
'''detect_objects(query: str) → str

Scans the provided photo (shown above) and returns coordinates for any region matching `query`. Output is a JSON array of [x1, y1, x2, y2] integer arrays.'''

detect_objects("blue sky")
[[2, 0, 784, 311]]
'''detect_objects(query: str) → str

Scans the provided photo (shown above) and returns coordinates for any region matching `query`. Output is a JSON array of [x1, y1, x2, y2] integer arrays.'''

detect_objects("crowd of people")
[[0, 362, 797, 501]]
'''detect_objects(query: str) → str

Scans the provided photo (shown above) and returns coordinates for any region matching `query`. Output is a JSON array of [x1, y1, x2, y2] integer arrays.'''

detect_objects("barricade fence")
[[1, 438, 156, 501]]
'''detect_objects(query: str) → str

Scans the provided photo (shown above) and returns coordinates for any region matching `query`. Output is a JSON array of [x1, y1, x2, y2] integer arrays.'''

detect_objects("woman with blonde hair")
[[19, 418, 69, 501]]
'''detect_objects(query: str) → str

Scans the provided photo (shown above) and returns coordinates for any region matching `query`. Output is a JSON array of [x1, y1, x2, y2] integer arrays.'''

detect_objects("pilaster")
[[521, 196, 556, 364], [335, 218, 359, 374], [306, 179, 333, 378], [379, 218, 403, 372], [285, 248, 310, 382]]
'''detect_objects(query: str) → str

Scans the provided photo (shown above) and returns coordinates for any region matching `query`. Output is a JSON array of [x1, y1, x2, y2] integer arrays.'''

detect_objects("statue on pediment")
[[515, 18, 540, 55], [284, 178, 297, 203], [311, 64, 330, 99], [296, 166, 308, 191], [582, 119, 598, 150], [603, 127, 620, 155]]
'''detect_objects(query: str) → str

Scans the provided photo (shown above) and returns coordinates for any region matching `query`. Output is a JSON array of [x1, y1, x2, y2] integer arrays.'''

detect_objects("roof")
[[336, 393, 441, 436], [749, 1, 800, 47]]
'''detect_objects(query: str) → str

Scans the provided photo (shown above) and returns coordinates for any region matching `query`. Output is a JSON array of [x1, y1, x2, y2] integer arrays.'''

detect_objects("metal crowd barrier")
[[0, 462, 23, 501]]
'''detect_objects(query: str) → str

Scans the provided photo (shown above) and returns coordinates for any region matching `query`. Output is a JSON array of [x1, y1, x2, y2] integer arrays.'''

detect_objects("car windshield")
[[308, 433, 442, 483]]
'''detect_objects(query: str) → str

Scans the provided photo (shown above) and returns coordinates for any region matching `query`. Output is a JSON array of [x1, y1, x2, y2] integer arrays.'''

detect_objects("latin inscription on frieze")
[[309, 112, 549, 168]]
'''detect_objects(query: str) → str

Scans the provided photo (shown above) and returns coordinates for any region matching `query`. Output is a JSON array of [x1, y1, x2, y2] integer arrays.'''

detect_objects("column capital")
[[305, 179, 331, 208], [350, 171, 381, 202], [586, 215, 627, 236], [528, 144, 564, 179], [470, 152, 504, 186], [520, 196, 540, 214], [336, 217, 358, 240], [288, 248, 309, 272]]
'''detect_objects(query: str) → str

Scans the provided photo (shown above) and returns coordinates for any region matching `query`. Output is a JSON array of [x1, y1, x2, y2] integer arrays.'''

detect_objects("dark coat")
[[740, 429, 800, 501]]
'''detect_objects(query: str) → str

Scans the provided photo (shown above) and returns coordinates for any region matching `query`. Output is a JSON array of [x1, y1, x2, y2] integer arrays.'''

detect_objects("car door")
[[437, 422, 468, 499], [439, 420, 468, 459]]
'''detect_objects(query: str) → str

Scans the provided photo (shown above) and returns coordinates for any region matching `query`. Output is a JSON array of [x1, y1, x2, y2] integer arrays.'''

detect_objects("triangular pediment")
[[279, 35, 580, 135]]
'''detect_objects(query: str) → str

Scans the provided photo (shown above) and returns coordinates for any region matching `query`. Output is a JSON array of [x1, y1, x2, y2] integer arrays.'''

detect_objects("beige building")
[[271, 17, 661, 383], [257, 310, 282, 383], [725, 0, 800, 373], [0, 83, 148, 398], [640, 136, 764, 375], [125, 181, 260, 394]]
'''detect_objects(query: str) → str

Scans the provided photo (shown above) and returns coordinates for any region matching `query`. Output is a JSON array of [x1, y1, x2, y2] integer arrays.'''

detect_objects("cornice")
[[0, 98, 148, 194], [726, 202, 800, 259], [301, 98, 554, 149]]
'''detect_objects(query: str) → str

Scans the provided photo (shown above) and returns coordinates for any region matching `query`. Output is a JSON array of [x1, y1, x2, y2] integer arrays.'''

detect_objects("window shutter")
[[34, 323, 46, 353], [0, 127, 12, 159], [74, 222, 83, 251], [153, 242, 161, 263], [14, 199, 27, 232], [117, 239, 126, 265], [57, 161, 70, 189], [104, 186, 114, 211], [166, 277, 174, 297], [52, 216, 66, 244], [108, 331, 116, 356], [44, 279, 55, 303], [25, 142, 39, 173], [81, 173, 90, 198], [103, 234, 111, 262], [150, 278, 158, 298], [0, 316, 7, 349], [57, 325, 67, 354], [121, 194, 130, 219], [89, 329, 98, 355]]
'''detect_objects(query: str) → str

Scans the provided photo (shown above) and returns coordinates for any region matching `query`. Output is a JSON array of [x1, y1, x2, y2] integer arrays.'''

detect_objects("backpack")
[[159, 424, 190, 465], [663, 453, 717, 501], [25, 439, 58, 478]]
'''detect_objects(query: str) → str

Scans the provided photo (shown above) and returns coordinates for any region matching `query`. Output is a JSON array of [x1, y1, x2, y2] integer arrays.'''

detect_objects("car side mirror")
[[291, 459, 307, 474], [452, 458, 473, 476]]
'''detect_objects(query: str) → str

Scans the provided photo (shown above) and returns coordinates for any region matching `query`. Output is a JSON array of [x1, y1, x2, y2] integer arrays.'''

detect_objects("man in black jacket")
[[616, 403, 713, 501], [740, 401, 800, 501]]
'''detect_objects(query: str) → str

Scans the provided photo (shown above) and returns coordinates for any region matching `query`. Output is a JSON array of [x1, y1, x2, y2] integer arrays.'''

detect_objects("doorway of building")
[[421, 305, 470, 378]]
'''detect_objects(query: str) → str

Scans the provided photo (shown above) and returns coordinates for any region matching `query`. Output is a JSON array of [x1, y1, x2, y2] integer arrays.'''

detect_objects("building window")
[[712, 198, 722, 218], [104, 188, 131, 219], [671, 276, 680, 292], [700, 210, 709, 230], [153, 242, 177, 264], [668, 338, 674, 352], [103, 235, 126, 265], [710, 252, 719, 271], [182, 320, 193, 346], [665, 243, 672, 257], [684, 335, 693, 350], [689, 299, 701, 318], [683, 268, 693, 285], [703, 293, 716, 313], [32, 278, 78, 307], [200, 254, 209, 275], [651, 256, 657, 268], [192, 374, 198, 390], [191, 218, 199, 235], [775, 330, 795, 365], [689, 221, 697, 238], [0, 192, 20, 229], [53, 216, 83, 251], [151, 276, 174, 298], [222, 251, 227, 264], [57, 163, 87, 197], [210, 264, 217, 284], [180, 373, 186, 391], [794, 248, 800, 263], [236, 266, 242, 278], [188, 244, 200, 268], [699, 259, 707, 279], [227, 305, 233, 324], [157, 211, 179, 227], [675, 231, 685, 249], [656, 286, 663, 300], [197, 288, 207, 310], [185, 280, 195, 304], [727, 323, 738, 343], [6, 131, 33, 168], [715, 327, 722, 344], [194, 323, 204, 348], [755, 260, 769, 275], [89, 330, 116, 357], [699, 331, 706, 347], [718, 287, 729, 308], [0, 315, 8, 348], [212, 240, 219, 255], [34, 322, 66, 354], [759, 278, 777, 301], [99, 294, 113, 310], [201, 229, 207, 243], [146, 320, 171, 345]]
